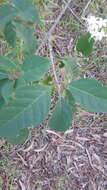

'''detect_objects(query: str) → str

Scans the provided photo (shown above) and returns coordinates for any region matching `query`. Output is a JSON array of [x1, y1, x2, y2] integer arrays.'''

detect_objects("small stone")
[[103, 132, 107, 137]]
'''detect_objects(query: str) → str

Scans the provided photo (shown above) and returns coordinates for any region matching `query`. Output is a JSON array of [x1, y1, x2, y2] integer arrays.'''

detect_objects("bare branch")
[[62, 0, 85, 26], [36, 0, 72, 54], [48, 37, 61, 96], [82, 0, 93, 17]]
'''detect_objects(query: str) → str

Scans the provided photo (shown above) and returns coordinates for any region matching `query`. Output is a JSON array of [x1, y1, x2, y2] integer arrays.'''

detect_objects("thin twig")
[[34, 144, 47, 152], [81, 0, 93, 17], [36, 0, 72, 54], [16, 153, 28, 167], [46, 129, 64, 139], [62, 0, 85, 26], [48, 37, 61, 96], [22, 141, 34, 152], [19, 180, 26, 190], [85, 148, 94, 169]]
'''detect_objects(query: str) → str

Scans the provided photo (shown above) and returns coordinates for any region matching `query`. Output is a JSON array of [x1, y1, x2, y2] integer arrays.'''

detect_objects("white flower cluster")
[[85, 15, 107, 41]]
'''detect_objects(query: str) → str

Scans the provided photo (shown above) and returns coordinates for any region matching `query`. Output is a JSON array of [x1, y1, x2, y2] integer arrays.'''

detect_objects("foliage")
[[0, 0, 107, 145], [76, 32, 94, 56], [48, 91, 76, 131], [69, 78, 107, 112]]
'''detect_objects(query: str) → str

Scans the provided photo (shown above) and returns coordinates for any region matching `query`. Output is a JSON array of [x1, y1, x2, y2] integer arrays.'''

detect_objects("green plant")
[[0, 0, 107, 145]]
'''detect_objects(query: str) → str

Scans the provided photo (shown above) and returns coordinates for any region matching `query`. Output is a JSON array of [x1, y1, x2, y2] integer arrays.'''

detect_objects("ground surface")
[[0, 0, 107, 189]]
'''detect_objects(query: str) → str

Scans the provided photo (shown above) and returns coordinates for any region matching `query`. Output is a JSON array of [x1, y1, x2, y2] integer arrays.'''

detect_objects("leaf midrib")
[[71, 85, 107, 101], [1, 89, 49, 127]]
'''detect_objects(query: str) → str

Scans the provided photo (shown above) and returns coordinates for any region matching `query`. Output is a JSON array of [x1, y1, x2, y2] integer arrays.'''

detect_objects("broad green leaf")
[[0, 80, 8, 104], [48, 96, 75, 131], [4, 21, 16, 47], [76, 32, 94, 57], [0, 97, 4, 109], [1, 80, 14, 104], [64, 89, 76, 111], [0, 79, 8, 94], [0, 85, 51, 137], [22, 35, 37, 54], [0, 70, 8, 80], [15, 76, 26, 89], [12, 0, 32, 9], [0, 4, 17, 29], [12, 0, 40, 23], [13, 21, 37, 54], [104, 57, 107, 64], [69, 78, 107, 113], [0, 56, 16, 71], [7, 128, 29, 145], [22, 55, 51, 82]]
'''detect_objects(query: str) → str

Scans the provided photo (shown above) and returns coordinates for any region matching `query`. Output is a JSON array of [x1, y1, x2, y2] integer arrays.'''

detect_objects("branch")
[[48, 37, 61, 96], [62, 0, 85, 26], [81, 0, 93, 17], [36, 0, 72, 54]]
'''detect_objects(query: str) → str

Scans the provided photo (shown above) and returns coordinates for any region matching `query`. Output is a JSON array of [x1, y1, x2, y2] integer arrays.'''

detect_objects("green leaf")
[[12, 0, 40, 23], [13, 21, 37, 54], [0, 70, 8, 80], [15, 76, 26, 89], [0, 4, 17, 29], [7, 128, 29, 145], [23, 35, 37, 54], [69, 78, 107, 113], [104, 57, 107, 64], [48, 96, 75, 131], [76, 32, 94, 57], [0, 56, 16, 72], [0, 80, 8, 102], [4, 21, 16, 48], [22, 55, 51, 82], [64, 89, 76, 111], [0, 79, 8, 95], [0, 97, 5, 109], [59, 62, 65, 68], [1, 80, 14, 104], [0, 85, 51, 137], [42, 76, 52, 86]]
